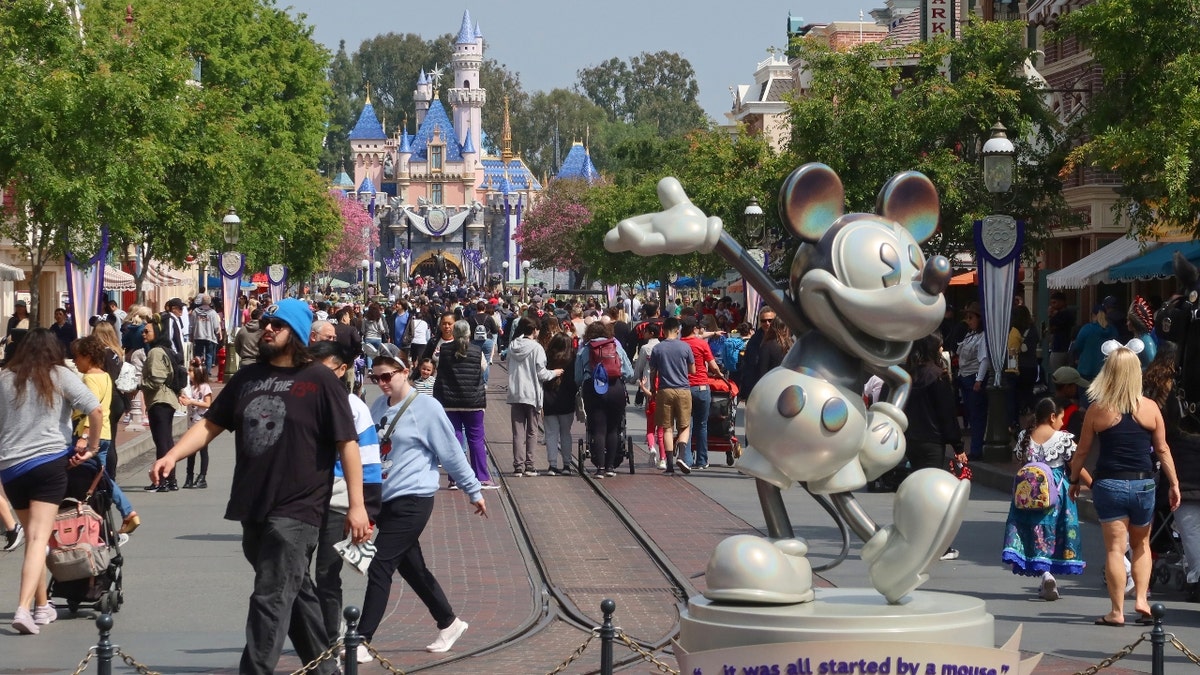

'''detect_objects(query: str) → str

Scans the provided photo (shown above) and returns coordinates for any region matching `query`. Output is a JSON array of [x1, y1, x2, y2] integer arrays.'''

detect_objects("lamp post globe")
[[743, 196, 764, 247], [982, 121, 1015, 195], [222, 207, 241, 249], [521, 260, 531, 302]]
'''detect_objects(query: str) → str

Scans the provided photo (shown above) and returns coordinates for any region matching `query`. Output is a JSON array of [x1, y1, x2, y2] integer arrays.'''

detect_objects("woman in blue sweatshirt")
[[356, 355, 488, 660]]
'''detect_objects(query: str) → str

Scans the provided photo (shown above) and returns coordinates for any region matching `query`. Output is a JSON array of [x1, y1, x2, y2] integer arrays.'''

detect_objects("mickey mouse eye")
[[880, 243, 901, 288], [908, 244, 923, 270]]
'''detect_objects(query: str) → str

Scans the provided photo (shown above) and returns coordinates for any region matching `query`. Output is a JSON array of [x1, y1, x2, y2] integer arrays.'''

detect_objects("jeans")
[[1174, 502, 1200, 583], [240, 517, 335, 675], [510, 403, 539, 471], [1092, 478, 1156, 526], [685, 385, 711, 467], [93, 440, 133, 518], [544, 412, 574, 470], [315, 507, 349, 640], [445, 410, 490, 482], [956, 375, 987, 458], [364, 337, 383, 371], [194, 339, 217, 375], [473, 338, 495, 385], [147, 403, 177, 483], [359, 496, 456, 641]]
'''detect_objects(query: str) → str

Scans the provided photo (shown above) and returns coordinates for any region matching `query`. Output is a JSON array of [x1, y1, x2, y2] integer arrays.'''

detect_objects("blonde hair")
[[1086, 348, 1142, 414], [1094, 308, 1109, 329], [90, 320, 124, 359]]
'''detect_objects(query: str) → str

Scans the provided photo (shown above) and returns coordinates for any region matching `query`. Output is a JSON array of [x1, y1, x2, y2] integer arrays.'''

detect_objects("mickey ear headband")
[[1101, 338, 1145, 358]]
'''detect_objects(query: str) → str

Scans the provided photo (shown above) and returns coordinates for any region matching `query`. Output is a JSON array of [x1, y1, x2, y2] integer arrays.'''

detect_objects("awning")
[[948, 268, 1026, 286], [1109, 241, 1200, 282], [1046, 237, 1152, 289], [144, 264, 188, 287], [105, 265, 136, 291], [0, 262, 25, 281]]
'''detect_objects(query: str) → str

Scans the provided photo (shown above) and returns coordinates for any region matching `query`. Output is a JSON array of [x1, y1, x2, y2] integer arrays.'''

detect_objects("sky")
[[281, 0, 850, 122]]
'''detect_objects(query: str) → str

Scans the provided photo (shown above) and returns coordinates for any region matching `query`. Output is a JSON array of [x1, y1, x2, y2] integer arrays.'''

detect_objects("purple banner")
[[268, 264, 287, 303], [219, 251, 245, 335], [65, 229, 109, 338]]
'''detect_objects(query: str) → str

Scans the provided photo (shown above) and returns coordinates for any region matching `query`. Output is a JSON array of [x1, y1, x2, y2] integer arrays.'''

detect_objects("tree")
[[326, 191, 379, 274], [786, 19, 1073, 260], [1058, 0, 1200, 237], [513, 179, 594, 278], [513, 88, 609, 178], [351, 32, 454, 138], [576, 51, 708, 136]]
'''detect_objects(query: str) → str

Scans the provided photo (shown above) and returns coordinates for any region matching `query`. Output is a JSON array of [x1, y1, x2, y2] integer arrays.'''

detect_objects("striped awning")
[[144, 264, 188, 287], [105, 265, 136, 291], [1045, 237, 1152, 289], [0, 262, 25, 281]]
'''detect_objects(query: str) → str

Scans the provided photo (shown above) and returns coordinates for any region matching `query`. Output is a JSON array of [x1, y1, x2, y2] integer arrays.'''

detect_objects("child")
[[179, 360, 213, 489], [633, 324, 666, 468], [412, 357, 436, 397], [1002, 397, 1087, 600]]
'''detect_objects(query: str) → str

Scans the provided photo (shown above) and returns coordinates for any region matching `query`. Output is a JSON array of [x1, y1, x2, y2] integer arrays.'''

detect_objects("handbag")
[[115, 361, 139, 394], [1013, 461, 1059, 510], [47, 495, 113, 582]]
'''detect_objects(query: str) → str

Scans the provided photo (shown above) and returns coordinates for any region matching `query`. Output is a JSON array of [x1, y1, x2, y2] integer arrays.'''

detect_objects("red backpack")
[[588, 337, 623, 379]]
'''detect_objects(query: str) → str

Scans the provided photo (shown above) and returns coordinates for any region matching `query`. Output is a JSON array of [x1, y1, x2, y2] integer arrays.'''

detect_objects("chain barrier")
[[1171, 635, 1200, 667], [69, 647, 95, 675], [615, 629, 679, 674], [287, 638, 345, 675], [363, 641, 409, 675], [1070, 636, 1145, 675], [544, 630, 598, 675], [115, 648, 163, 675]]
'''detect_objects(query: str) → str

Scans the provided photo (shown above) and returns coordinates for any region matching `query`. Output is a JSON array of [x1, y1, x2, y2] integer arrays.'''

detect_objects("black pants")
[[359, 495, 455, 641], [241, 517, 335, 675], [583, 380, 626, 470], [315, 506, 349, 640], [906, 440, 947, 473], [147, 403, 176, 483], [185, 445, 209, 478]]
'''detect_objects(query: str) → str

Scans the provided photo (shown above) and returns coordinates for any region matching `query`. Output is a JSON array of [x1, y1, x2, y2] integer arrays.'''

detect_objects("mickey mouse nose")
[[918, 255, 951, 296]]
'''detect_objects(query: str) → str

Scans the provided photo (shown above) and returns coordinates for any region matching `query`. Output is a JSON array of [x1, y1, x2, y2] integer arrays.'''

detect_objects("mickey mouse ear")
[[778, 163, 844, 243], [876, 171, 939, 244], [1100, 339, 1122, 357]]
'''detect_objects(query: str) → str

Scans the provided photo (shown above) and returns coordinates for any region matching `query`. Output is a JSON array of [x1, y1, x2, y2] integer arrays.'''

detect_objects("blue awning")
[[1109, 241, 1200, 282]]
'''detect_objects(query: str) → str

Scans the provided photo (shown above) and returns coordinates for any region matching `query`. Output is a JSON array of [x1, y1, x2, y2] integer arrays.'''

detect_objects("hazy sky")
[[281, 1, 849, 121]]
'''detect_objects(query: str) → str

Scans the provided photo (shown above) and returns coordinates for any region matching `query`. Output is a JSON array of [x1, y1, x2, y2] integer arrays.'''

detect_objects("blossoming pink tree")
[[327, 190, 379, 275], [514, 181, 592, 279]]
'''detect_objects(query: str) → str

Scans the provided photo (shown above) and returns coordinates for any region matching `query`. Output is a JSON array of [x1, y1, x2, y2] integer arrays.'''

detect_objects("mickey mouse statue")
[[606, 163, 971, 605]]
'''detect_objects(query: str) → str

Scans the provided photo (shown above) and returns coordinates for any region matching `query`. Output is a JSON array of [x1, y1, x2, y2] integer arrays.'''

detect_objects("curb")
[[112, 416, 191, 483]]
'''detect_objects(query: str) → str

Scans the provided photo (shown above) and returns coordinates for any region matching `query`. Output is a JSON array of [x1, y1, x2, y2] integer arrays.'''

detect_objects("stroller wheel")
[[98, 593, 115, 614], [627, 437, 635, 475], [726, 451, 735, 467], [67, 600, 80, 615]]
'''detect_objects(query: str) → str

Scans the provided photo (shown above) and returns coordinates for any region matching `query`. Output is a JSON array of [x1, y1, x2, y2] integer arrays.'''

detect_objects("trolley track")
[[396, 379, 691, 674]]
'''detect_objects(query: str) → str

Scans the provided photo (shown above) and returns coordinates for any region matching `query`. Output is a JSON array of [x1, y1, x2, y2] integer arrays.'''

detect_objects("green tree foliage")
[[576, 51, 709, 137], [787, 19, 1072, 260], [1058, 0, 1200, 237], [513, 89, 609, 179]]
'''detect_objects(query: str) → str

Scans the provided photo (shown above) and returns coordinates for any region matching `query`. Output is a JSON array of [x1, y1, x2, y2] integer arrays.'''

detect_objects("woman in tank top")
[[1069, 340, 1180, 627]]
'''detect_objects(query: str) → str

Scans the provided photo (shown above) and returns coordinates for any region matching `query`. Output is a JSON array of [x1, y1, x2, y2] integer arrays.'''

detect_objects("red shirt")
[[682, 336, 715, 386]]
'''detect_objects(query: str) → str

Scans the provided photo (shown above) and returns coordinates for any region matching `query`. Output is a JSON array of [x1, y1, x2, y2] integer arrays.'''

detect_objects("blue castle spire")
[[456, 10, 474, 44], [348, 93, 385, 141]]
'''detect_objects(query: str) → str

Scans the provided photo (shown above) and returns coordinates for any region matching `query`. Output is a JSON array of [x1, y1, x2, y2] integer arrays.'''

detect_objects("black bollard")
[[1150, 603, 1167, 675], [599, 599, 616, 675], [343, 605, 362, 675], [96, 613, 114, 675]]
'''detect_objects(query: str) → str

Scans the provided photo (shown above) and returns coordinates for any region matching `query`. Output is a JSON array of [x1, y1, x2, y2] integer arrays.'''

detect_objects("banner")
[[974, 215, 1023, 386], [267, 264, 287, 303], [605, 284, 618, 308], [64, 229, 110, 338], [219, 251, 245, 336]]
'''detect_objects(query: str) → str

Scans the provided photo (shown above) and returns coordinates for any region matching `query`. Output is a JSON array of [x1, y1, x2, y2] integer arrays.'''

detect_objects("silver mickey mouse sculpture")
[[606, 164, 971, 604]]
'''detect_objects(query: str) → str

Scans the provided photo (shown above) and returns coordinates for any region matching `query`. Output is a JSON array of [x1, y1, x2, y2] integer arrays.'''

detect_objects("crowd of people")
[[0, 276, 1195, 656]]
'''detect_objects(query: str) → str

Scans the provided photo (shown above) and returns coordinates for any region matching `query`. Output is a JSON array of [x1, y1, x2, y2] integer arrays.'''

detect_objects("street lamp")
[[360, 259, 370, 296], [744, 196, 765, 248], [521, 259, 531, 303], [978, 121, 1021, 461], [220, 207, 243, 382], [502, 260, 509, 287], [222, 207, 241, 249]]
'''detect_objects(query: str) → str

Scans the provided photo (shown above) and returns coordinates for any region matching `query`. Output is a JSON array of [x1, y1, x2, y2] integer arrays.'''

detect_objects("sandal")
[[1094, 617, 1125, 627], [119, 513, 141, 535]]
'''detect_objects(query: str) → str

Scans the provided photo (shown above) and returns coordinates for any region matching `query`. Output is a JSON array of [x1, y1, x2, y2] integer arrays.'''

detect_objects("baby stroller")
[[47, 461, 125, 615], [708, 376, 742, 466], [1150, 481, 1189, 593], [577, 386, 636, 476]]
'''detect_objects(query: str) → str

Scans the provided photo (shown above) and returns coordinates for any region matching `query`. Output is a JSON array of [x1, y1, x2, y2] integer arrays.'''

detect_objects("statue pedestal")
[[680, 588, 993, 652]]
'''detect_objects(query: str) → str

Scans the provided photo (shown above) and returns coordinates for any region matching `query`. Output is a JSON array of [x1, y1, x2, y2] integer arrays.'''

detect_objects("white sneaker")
[[656, 460, 667, 470], [425, 618, 468, 653], [355, 644, 371, 664], [1039, 575, 1059, 601], [33, 603, 56, 625], [939, 548, 960, 561]]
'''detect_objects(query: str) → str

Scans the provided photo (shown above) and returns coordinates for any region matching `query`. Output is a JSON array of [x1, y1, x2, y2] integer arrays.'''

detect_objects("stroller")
[[708, 376, 742, 466], [46, 461, 125, 615], [577, 385, 636, 475]]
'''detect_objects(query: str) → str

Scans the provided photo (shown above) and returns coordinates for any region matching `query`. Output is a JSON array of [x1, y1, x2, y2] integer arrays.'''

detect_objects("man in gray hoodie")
[[235, 308, 264, 370], [190, 294, 224, 377], [505, 317, 562, 476]]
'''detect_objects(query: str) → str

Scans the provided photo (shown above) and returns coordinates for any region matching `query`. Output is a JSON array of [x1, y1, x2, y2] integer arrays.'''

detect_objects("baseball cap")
[[1052, 366, 1090, 389], [262, 299, 314, 346]]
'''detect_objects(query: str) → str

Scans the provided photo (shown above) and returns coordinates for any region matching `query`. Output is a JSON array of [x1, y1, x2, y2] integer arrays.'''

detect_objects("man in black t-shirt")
[[152, 299, 369, 675]]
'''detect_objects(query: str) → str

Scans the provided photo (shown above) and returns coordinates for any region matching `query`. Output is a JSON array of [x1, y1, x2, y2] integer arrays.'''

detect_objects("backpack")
[[588, 337, 623, 380], [47, 499, 112, 581], [1013, 461, 1059, 510], [164, 348, 189, 394]]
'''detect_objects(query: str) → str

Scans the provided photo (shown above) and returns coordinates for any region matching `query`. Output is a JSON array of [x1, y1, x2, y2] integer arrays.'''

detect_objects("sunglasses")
[[370, 371, 403, 384], [760, 318, 775, 325], [263, 318, 289, 331]]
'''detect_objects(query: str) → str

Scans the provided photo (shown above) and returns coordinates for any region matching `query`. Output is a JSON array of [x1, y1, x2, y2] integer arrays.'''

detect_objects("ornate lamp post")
[[502, 260, 509, 292], [978, 121, 1022, 461], [521, 259, 531, 303], [360, 259, 370, 298], [220, 207, 244, 381], [744, 196, 765, 248]]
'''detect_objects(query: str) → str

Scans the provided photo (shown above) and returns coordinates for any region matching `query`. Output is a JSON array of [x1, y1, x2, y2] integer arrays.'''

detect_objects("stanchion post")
[[96, 613, 114, 675], [600, 599, 616, 675], [1150, 603, 1166, 675], [343, 605, 362, 675]]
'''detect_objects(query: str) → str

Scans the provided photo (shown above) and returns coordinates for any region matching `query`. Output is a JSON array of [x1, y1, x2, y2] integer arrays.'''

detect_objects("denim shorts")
[[1092, 478, 1157, 526]]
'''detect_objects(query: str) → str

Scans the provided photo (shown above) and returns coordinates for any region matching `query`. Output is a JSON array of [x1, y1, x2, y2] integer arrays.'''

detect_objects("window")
[[431, 184, 443, 205], [431, 146, 443, 172]]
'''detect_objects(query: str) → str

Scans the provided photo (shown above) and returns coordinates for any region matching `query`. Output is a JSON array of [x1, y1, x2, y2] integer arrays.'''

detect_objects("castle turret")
[[414, 69, 432, 128], [448, 9, 485, 154], [347, 90, 386, 195]]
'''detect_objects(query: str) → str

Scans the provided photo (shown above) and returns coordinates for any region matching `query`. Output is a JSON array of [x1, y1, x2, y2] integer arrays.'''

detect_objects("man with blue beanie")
[[151, 298, 370, 675]]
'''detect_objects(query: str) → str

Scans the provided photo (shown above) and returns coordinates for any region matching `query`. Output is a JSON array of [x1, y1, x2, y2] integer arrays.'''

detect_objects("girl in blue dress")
[[1002, 397, 1087, 600]]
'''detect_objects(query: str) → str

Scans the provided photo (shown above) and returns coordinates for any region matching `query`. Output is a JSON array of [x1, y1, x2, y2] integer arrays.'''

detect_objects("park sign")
[[921, 0, 957, 41]]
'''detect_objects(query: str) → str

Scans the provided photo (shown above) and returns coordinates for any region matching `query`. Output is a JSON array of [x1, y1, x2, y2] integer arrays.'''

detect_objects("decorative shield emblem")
[[980, 215, 1018, 262], [219, 251, 244, 277], [268, 264, 286, 284], [426, 208, 449, 236]]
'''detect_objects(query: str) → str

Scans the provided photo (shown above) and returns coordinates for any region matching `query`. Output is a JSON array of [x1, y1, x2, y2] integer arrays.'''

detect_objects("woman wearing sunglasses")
[[357, 355, 488, 659]]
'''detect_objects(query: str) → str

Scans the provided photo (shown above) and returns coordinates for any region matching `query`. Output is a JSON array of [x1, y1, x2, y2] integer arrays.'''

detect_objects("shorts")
[[655, 388, 692, 433], [2, 456, 70, 510], [1092, 478, 1156, 527]]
